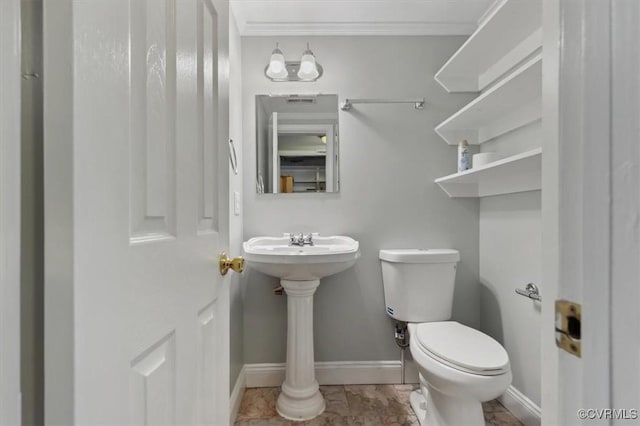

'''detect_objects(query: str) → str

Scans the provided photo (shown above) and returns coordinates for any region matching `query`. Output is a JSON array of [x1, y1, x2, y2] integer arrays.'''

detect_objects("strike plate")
[[555, 300, 581, 358]]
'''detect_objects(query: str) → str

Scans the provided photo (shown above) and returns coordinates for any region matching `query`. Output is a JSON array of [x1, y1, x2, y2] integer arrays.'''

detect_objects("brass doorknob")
[[219, 252, 244, 275]]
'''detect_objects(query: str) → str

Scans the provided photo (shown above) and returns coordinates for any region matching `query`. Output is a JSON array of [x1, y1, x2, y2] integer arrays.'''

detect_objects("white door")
[[0, 0, 22, 424], [43, 0, 232, 424], [542, 1, 640, 424], [269, 112, 279, 193]]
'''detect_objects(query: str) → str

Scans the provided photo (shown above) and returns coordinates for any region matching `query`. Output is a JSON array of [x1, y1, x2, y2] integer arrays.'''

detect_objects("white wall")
[[479, 124, 542, 408], [479, 191, 541, 405], [241, 36, 480, 364], [228, 11, 244, 392]]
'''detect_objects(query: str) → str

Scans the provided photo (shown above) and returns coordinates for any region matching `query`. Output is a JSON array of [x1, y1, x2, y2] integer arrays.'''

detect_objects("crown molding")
[[239, 21, 477, 36]]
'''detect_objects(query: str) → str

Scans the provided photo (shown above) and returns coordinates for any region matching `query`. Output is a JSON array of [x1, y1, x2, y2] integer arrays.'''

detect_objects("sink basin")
[[242, 234, 360, 280], [242, 234, 360, 421]]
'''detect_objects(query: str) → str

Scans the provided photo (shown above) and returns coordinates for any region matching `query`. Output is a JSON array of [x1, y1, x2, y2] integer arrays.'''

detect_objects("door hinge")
[[555, 300, 581, 358]]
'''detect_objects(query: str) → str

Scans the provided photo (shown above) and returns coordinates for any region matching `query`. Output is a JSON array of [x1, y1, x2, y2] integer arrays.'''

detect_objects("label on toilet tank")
[[387, 306, 395, 316]]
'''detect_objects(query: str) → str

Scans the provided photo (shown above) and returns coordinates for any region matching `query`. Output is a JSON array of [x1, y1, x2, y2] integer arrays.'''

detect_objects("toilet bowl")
[[379, 249, 512, 426], [407, 322, 512, 426]]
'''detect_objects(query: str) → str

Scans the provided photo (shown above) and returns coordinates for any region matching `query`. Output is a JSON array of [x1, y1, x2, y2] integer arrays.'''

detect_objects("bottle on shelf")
[[457, 139, 470, 172]]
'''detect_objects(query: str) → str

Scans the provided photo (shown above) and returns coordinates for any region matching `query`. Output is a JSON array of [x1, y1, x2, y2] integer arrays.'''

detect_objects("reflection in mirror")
[[255, 94, 339, 194]]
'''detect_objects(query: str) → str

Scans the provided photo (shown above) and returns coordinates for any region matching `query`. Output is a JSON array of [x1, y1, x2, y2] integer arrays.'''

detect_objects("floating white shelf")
[[435, 148, 542, 198], [279, 150, 326, 157], [435, 54, 541, 145], [434, 0, 542, 93]]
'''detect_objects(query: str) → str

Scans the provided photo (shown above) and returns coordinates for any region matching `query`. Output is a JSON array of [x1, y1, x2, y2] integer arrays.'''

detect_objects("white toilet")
[[379, 249, 512, 426]]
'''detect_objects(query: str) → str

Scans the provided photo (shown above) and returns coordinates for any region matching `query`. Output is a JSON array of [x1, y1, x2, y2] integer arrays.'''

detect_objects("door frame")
[[542, 0, 638, 423], [43, 0, 74, 421], [541, 0, 560, 420], [0, 0, 23, 423]]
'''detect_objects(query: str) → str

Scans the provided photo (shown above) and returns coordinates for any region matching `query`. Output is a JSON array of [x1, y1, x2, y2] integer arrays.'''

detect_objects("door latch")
[[555, 300, 581, 358]]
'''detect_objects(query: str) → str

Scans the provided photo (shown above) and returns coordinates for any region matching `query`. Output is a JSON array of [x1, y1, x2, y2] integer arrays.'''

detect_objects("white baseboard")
[[244, 360, 420, 388], [498, 385, 541, 426], [229, 365, 246, 426]]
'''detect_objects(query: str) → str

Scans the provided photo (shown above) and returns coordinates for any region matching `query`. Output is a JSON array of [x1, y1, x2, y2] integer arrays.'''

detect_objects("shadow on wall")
[[241, 268, 288, 363], [478, 281, 504, 344]]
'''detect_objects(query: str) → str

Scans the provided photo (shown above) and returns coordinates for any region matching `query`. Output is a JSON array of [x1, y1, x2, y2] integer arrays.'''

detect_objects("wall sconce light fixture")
[[265, 43, 287, 79], [264, 42, 323, 82]]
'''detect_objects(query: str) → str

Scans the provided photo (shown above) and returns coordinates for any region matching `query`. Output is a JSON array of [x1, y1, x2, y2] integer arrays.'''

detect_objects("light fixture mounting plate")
[[264, 61, 323, 82]]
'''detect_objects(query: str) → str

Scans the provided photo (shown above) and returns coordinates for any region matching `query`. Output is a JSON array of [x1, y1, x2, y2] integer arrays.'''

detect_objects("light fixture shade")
[[297, 44, 319, 80], [266, 44, 287, 79]]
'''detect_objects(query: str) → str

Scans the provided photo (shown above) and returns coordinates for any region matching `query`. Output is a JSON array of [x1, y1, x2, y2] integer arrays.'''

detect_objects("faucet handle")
[[303, 233, 314, 245]]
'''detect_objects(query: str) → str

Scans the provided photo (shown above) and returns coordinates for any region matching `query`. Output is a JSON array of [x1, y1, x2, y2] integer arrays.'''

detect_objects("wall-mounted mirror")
[[255, 94, 339, 194]]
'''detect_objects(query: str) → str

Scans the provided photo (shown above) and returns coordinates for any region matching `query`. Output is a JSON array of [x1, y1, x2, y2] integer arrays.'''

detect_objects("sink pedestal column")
[[277, 279, 325, 421]]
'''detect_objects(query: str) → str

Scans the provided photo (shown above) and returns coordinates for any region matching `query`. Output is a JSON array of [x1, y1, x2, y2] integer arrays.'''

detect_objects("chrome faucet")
[[289, 233, 314, 246]]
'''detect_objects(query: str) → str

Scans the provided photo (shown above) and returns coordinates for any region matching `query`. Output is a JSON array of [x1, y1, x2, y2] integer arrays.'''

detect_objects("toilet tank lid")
[[379, 249, 460, 263]]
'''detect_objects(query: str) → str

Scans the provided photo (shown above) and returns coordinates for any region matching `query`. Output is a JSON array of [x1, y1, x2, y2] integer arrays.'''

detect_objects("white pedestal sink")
[[242, 235, 360, 421]]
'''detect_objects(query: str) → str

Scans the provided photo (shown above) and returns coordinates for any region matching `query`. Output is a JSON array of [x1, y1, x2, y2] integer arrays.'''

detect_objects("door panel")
[[130, 333, 177, 426], [44, 0, 230, 424], [130, 0, 177, 243], [198, 0, 219, 233], [196, 301, 218, 424]]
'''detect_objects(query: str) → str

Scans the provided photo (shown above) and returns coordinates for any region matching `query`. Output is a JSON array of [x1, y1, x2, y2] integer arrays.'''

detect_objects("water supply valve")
[[394, 322, 409, 348]]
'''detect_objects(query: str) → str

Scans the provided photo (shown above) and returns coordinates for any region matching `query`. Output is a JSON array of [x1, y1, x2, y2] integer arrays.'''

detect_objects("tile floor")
[[235, 384, 523, 426]]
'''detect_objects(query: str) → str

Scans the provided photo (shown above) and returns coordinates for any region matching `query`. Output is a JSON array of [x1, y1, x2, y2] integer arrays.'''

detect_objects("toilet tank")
[[379, 249, 460, 322]]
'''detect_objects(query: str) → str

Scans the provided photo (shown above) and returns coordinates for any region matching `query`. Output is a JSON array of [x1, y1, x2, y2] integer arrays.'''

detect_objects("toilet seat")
[[413, 321, 510, 376]]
